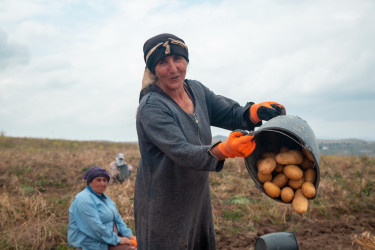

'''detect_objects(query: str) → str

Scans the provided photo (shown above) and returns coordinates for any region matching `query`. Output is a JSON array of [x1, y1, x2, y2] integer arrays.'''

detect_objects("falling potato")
[[292, 189, 308, 214]]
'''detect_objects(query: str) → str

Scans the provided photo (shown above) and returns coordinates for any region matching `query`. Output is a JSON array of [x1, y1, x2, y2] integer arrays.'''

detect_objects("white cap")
[[116, 153, 124, 160], [115, 153, 125, 166]]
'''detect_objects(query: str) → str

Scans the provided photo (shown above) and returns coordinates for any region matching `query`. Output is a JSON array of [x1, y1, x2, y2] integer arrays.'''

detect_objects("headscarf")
[[115, 153, 125, 166], [82, 166, 110, 185], [141, 33, 189, 91]]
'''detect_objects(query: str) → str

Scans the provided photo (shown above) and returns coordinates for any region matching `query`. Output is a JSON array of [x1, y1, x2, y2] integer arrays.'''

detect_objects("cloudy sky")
[[1, 0, 374, 142]]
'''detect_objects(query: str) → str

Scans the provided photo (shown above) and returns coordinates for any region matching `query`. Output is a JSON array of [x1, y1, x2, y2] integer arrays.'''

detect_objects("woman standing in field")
[[135, 33, 286, 249], [68, 166, 137, 250]]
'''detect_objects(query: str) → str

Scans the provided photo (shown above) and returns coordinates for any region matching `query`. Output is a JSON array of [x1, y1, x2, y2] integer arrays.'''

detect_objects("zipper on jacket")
[[193, 113, 203, 145]]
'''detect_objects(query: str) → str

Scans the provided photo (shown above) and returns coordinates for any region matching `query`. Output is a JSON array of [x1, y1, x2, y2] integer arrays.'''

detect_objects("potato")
[[302, 147, 315, 162], [283, 165, 303, 180], [288, 177, 304, 189], [275, 149, 304, 165], [279, 146, 289, 153], [256, 159, 264, 168], [304, 168, 317, 183], [274, 164, 284, 173], [257, 172, 272, 183], [300, 158, 314, 170], [258, 157, 276, 175], [281, 187, 294, 202], [261, 152, 277, 159], [292, 189, 308, 214], [271, 173, 289, 188], [264, 181, 281, 198], [301, 182, 316, 198]]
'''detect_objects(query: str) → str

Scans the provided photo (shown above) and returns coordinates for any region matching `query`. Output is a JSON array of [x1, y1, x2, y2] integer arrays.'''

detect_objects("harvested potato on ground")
[[276, 149, 304, 165], [300, 158, 314, 170], [281, 187, 294, 202], [283, 165, 303, 180], [261, 152, 277, 159], [292, 189, 308, 214], [258, 157, 276, 175], [264, 181, 281, 198], [274, 164, 284, 173], [304, 168, 317, 183], [272, 173, 289, 188], [289, 177, 304, 189], [301, 182, 316, 198], [257, 172, 272, 183]]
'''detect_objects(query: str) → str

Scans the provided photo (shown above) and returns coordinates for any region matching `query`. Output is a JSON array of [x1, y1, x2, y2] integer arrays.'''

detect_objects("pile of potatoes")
[[256, 146, 317, 214]]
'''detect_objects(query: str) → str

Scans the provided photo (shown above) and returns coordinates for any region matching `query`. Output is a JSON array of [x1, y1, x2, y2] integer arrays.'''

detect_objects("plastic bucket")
[[254, 232, 299, 250], [244, 115, 320, 202]]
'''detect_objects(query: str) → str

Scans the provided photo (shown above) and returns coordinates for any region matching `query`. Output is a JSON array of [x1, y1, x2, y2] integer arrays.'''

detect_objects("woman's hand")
[[119, 236, 132, 245], [119, 236, 137, 248], [129, 236, 137, 248], [250, 102, 286, 124], [211, 130, 256, 160]]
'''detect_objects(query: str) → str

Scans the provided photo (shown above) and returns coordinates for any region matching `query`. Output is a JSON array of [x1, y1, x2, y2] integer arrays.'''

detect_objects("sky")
[[1, 0, 374, 142]]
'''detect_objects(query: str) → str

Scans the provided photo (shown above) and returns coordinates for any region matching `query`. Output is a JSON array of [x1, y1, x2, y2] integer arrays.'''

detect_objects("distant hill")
[[212, 136, 375, 156], [317, 139, 375, 156]]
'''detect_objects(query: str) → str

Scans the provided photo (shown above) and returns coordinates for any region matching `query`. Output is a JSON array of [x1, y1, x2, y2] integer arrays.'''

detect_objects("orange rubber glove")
[[130, 238, 137, 248], [217, 130, 256, 158], [250, 102, 286, 124]]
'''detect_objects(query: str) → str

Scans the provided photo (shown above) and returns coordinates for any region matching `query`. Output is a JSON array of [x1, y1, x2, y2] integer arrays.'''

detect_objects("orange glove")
[[130, 238, 137, 247], [218, 130, 256, 158], [250, 102, 286, 124]]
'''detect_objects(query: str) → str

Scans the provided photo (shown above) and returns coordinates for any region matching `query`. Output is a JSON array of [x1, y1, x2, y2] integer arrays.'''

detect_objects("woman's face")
[[89, 176, 108, 195], [154, 55, 187, 92]]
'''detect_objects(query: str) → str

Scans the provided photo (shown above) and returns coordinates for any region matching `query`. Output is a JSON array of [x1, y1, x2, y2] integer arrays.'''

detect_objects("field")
[[0, 136, 374, 249]]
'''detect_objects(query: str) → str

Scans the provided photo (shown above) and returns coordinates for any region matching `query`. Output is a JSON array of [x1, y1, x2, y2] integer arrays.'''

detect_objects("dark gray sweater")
[[134, 80, 255, 250]]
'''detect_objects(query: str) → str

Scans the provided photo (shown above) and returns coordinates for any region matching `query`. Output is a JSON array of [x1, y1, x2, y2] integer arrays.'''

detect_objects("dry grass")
[[352, 231, 375, 249], [0, 136, 374, 249]]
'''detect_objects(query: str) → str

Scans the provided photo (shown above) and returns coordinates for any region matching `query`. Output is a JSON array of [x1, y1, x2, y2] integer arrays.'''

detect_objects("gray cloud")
[[0, 0, 374, 142], [0, 29, 30, 70]]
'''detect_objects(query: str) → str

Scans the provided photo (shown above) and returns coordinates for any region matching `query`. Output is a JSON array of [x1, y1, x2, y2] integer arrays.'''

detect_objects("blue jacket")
[[68, 186, 133, 250]]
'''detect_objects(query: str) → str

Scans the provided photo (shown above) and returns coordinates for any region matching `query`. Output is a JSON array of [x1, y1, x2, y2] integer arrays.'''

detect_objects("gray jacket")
[[135, 80, 256, 250]]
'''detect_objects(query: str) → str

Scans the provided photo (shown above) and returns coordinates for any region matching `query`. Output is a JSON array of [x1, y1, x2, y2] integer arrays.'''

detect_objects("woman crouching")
[[68, 166, 137, 250]]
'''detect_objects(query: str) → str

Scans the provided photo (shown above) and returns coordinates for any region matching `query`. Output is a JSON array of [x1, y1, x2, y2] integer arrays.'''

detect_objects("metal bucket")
[[244, 115, 320, 202], [254, 232, 299, 250]]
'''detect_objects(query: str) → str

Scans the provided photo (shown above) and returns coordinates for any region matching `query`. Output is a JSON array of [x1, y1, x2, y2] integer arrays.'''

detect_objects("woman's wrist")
[[210, 144, 227, 161]]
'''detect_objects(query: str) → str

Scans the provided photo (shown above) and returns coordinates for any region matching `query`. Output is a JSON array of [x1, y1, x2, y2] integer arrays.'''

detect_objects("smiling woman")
[[134, 33, 286, 250]]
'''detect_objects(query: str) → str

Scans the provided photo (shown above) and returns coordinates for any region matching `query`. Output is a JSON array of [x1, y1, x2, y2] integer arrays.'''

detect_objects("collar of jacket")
[[87, 186, 107, 200], [151, 81, 195, 106]]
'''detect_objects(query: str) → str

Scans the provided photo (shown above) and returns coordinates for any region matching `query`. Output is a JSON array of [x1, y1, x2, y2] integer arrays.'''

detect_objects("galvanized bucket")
[[244, 115, 320, 203]]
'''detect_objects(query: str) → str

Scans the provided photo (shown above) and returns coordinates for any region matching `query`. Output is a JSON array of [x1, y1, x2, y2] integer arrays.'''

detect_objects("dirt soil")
[[215, 207, 375, 249]]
